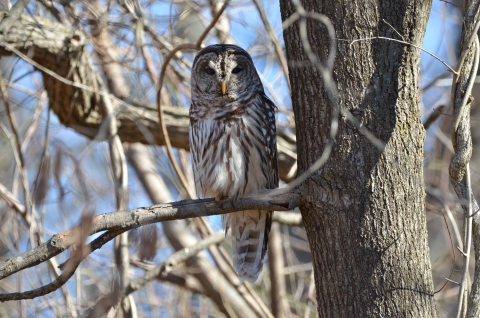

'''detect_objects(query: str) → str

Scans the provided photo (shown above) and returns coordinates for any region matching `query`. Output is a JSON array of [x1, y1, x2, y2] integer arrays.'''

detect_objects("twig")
[[31, 105, 51, 207], [382, 19, 405, 41], [446, 278, 461, 285], [139, 29, 159, 85], [304, 270, 316, 318], [99, 81, 131, 314], [440, 0, 461, 7], [421, 71, 451, 92], [37, 0, 67, 23], [0, 178, 26, 218], [206, 244, 271, 317], [424, 106, 447, 130], [427, 187, 463, 251], [209, 0, 235, 44]]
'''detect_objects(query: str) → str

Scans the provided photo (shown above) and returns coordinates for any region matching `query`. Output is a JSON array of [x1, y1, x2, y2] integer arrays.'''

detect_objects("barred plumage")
[[189, 44, 278, 282]]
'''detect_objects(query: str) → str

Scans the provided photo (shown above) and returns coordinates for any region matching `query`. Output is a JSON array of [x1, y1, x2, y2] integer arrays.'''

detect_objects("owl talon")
[[214, 197, 236, 209], [214, 199, 224, 209]]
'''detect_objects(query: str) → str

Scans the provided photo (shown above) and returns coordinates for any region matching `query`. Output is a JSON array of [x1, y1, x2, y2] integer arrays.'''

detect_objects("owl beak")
[[220, 81, 227, 95]]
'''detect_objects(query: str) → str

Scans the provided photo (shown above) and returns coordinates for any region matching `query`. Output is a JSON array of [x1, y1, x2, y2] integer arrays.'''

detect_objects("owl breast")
[[189, 98, 271, 200]]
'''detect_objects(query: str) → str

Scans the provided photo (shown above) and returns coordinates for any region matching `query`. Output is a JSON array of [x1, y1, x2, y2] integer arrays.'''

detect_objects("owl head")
[[191, 44, 263, 102]]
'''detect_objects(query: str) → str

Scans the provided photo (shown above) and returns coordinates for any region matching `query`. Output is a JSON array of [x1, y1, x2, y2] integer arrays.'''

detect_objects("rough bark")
[[0, 14, 296, 181], [279, 0, 437, 316]]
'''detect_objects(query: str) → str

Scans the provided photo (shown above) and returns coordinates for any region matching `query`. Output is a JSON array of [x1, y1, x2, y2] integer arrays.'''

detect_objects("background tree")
[[0, 0, 478, 317]]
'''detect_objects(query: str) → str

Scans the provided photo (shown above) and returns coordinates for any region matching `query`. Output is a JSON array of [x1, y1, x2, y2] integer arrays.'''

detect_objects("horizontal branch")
[[0, 190, 304, 284]]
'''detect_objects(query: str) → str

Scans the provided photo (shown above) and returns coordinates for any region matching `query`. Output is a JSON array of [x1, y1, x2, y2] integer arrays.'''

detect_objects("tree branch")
[[0, 190, 303, 283]]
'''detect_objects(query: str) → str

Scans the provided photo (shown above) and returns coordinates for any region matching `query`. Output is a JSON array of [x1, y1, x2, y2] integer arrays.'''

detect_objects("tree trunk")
[[279, 0, 438, 316]]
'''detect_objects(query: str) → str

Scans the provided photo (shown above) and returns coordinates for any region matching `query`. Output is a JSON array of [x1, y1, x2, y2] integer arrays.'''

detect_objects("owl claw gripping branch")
[[189, 44, 279, 282]]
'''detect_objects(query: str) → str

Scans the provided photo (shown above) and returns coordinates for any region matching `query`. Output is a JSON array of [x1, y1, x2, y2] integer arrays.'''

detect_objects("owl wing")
[[259, 92, 278, 265], [261, 92, 279, 189], [231, 93, 279, 282]]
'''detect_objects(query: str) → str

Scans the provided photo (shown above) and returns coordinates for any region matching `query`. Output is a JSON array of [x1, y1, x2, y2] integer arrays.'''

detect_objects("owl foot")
[[214, 197, 236, 209]]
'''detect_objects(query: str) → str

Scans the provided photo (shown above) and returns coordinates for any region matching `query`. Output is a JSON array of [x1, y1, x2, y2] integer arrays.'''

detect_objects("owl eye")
[[232, 67, 243, 74], [205, 68, 215, 75]]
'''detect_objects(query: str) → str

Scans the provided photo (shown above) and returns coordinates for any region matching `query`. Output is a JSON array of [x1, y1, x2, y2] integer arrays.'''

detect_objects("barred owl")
[[189, 44, 279, 282]]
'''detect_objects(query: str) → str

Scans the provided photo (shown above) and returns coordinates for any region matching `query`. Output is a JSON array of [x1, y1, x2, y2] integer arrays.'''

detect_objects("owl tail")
[[223, 210, 271, 283]]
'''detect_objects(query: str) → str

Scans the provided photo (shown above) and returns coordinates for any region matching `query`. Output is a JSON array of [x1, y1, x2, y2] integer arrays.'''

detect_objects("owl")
[[189, 44, 279, 282]]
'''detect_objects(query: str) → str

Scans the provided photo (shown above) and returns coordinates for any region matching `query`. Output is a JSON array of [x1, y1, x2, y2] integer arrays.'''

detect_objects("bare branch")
[[0, 190, 303, 282]]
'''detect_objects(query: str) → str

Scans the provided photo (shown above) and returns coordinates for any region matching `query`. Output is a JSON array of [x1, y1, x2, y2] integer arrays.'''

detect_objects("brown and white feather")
[[189, 44, 278, 282]]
